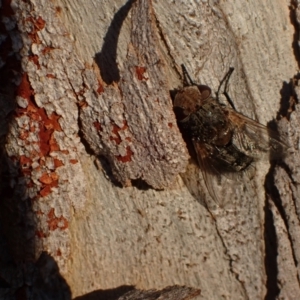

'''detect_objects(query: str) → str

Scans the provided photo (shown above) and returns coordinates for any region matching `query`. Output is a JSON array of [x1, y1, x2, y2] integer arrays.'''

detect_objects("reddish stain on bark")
[[16, 76, 63, 157], [46, 74, 56, 78], [54, 158, 64, 168], [168, 122, 173, 128], [40, 185, 52, 197], [25, 16, 46, 44], [39, 172, 58, 184], [116, 146, 133, 163], [56, 7, 62, 14], [41, 46, 54, 55], [47, 208, 68, 231], [28, 55, 40, 68], [69, 159, 78, 164], [110, 121, 128, 145], [49, 134, 60, 153], [17, 73, 32, 101], [35, 16, 46, 30], [97, 80, 104, 94], [35, 230, 47, 238], [135, 66, 147, 81], [19, 155, 32, 167], [93, 121, 102, 131], [45, 113, 62, 131], [19, 130, 29, 140], [78, 100, 88, 108]]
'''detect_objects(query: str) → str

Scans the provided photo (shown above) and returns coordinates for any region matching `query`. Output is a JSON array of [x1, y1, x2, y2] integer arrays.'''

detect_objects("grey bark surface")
[[0, 0, 299, 299]]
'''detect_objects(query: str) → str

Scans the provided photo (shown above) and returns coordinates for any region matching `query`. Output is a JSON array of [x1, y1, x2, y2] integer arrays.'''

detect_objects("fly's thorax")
[[180, 99, 233, 145]]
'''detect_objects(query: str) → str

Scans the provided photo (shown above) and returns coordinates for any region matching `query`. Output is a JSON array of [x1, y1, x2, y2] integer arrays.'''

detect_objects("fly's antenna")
[[181, 64, 195, 86], [217, 67, 236, 110]]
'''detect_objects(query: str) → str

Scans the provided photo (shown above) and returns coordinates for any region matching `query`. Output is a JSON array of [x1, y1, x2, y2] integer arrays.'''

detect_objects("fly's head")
[[173, 85, 212, 121]]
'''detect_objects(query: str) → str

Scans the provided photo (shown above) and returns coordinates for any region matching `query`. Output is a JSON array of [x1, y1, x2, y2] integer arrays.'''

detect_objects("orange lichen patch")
[[46, 74, 55, 78], [35, 230, 47, 238], [28, 55, 40, 68], [135, 66, 147, 81], [54, 158, 64, 168], [93, 121, 102, 131], [17, 73, 32, 101], [69, 159, 78, 164], [47, 208, 68, 231], [110, 121, 128, 145], [60, 150, 69, 155], [116, 146, 133, 163], [97, 80, 104, 94]]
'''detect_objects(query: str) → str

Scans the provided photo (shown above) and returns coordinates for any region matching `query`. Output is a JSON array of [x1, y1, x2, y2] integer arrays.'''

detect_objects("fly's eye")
[[197, 85, 212, 100]]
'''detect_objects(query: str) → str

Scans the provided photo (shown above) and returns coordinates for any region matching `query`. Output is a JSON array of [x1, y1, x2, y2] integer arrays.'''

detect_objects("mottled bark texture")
[[0, 0, 299, 299]]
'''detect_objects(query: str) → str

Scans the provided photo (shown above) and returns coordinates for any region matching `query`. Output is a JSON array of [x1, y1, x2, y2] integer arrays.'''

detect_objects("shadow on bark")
[[95, 0, 136, 84], [289, 1, 300, 69], [0, 6, 72, 298], [263, 78, 296, 299]]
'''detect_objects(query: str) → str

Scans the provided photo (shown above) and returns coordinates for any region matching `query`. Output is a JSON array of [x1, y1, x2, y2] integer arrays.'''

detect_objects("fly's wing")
[[192, 140, 256, 208], [225, 108, 287, 160], [193, 140, 228, 207]]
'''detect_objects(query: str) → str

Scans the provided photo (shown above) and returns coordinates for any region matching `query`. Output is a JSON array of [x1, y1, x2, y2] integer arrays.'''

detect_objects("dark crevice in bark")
[[264, 161, 298, 299], [277, 78, 299, 121]]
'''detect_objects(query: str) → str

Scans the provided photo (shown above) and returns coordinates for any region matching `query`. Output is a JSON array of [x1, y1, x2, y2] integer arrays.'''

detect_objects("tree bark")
[[0, 0, 299, 299]]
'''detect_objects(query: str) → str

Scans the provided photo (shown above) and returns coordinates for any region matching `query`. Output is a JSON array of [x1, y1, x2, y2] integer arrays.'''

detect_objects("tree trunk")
[[0, 0, 299, 299]]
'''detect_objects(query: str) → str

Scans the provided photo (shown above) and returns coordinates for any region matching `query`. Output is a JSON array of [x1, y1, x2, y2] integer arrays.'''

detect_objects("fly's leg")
[[216, 67, 236, 110]]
